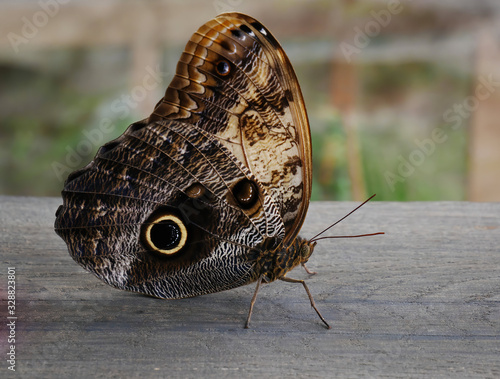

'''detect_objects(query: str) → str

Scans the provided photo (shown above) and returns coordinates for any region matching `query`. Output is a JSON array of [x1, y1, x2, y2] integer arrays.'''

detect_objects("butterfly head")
[[297, 237, 317, 265]]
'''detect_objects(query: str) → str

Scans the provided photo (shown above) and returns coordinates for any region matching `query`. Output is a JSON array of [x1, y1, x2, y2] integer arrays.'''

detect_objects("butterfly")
[[55, 12, 331, 328]]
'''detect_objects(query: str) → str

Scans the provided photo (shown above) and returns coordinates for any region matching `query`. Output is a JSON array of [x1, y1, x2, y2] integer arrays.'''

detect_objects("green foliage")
[[359, 125, 467, 201], [311, 114, 351, 201]]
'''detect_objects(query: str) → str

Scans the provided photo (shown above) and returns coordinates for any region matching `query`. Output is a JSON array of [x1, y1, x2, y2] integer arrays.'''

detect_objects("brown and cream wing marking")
[[150, 12, 312, 244]]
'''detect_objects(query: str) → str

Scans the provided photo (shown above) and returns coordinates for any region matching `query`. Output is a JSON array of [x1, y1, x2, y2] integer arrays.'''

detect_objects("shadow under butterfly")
[[54, 12, 383, 329]]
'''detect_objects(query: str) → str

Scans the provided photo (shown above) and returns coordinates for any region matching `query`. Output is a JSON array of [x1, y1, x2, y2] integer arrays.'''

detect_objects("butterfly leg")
[[245, 276, 265, 329], [279, 276, 331, 329], [301, 263, 317, 275]]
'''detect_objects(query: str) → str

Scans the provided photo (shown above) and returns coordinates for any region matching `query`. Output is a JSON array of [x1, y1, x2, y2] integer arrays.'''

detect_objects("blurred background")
[[1, 0, 499, 201]]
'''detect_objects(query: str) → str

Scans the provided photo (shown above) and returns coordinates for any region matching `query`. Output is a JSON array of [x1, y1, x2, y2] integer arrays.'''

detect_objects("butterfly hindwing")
[[55, 118, 284, 298]]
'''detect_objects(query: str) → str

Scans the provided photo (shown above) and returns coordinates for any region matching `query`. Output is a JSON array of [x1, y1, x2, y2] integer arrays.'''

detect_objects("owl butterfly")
[[55, 12, 378, 328]]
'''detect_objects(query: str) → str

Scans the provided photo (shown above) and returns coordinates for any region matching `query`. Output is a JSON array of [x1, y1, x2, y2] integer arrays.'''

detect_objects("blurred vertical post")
[[468, 29, 500, 201], [131, 4, 162, 118], [330, 61, 366, 201]]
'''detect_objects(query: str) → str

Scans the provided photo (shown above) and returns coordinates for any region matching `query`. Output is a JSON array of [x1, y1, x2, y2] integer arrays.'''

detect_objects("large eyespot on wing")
[[54, 118, 285, 299], [149, 12, 312, 245]]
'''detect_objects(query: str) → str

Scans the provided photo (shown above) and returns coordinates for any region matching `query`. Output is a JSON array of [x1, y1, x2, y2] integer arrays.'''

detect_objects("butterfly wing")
[[150, 12, 312, 244], [55, 118, 284, 298], [55, 13, 311, 298]]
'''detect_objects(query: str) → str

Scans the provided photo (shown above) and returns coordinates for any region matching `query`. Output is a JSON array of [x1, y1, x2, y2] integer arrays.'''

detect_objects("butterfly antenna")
[[310, 194, 384, 242]]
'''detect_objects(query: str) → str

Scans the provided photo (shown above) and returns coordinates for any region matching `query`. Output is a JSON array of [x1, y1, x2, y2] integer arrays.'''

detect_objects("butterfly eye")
[[143, 214, 187, 255], [216, 60, 231, 76], [230, 178, 259, 210]]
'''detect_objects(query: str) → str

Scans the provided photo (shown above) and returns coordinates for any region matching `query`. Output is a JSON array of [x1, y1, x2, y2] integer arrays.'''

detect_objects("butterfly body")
[[55, 13, 329, 327], [251, 236, 315, 283]]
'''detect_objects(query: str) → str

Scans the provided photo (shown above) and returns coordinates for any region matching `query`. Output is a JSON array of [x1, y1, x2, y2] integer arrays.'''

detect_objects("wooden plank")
[[1, 196, 499, 377]]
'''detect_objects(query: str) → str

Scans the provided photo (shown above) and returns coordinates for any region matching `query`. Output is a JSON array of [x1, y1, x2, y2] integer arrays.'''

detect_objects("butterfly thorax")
[[251, 237, 316, 283]]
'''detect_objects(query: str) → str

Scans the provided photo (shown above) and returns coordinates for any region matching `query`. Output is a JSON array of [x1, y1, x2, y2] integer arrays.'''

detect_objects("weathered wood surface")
[[0, 196, 499, 378]]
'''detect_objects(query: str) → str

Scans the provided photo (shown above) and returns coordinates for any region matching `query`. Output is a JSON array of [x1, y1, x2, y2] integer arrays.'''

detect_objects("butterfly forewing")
[[151, 13, 312, 243]]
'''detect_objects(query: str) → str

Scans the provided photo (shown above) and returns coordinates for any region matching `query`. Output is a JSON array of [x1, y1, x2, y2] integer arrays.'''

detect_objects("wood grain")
[[1, 196, 499, 378]]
